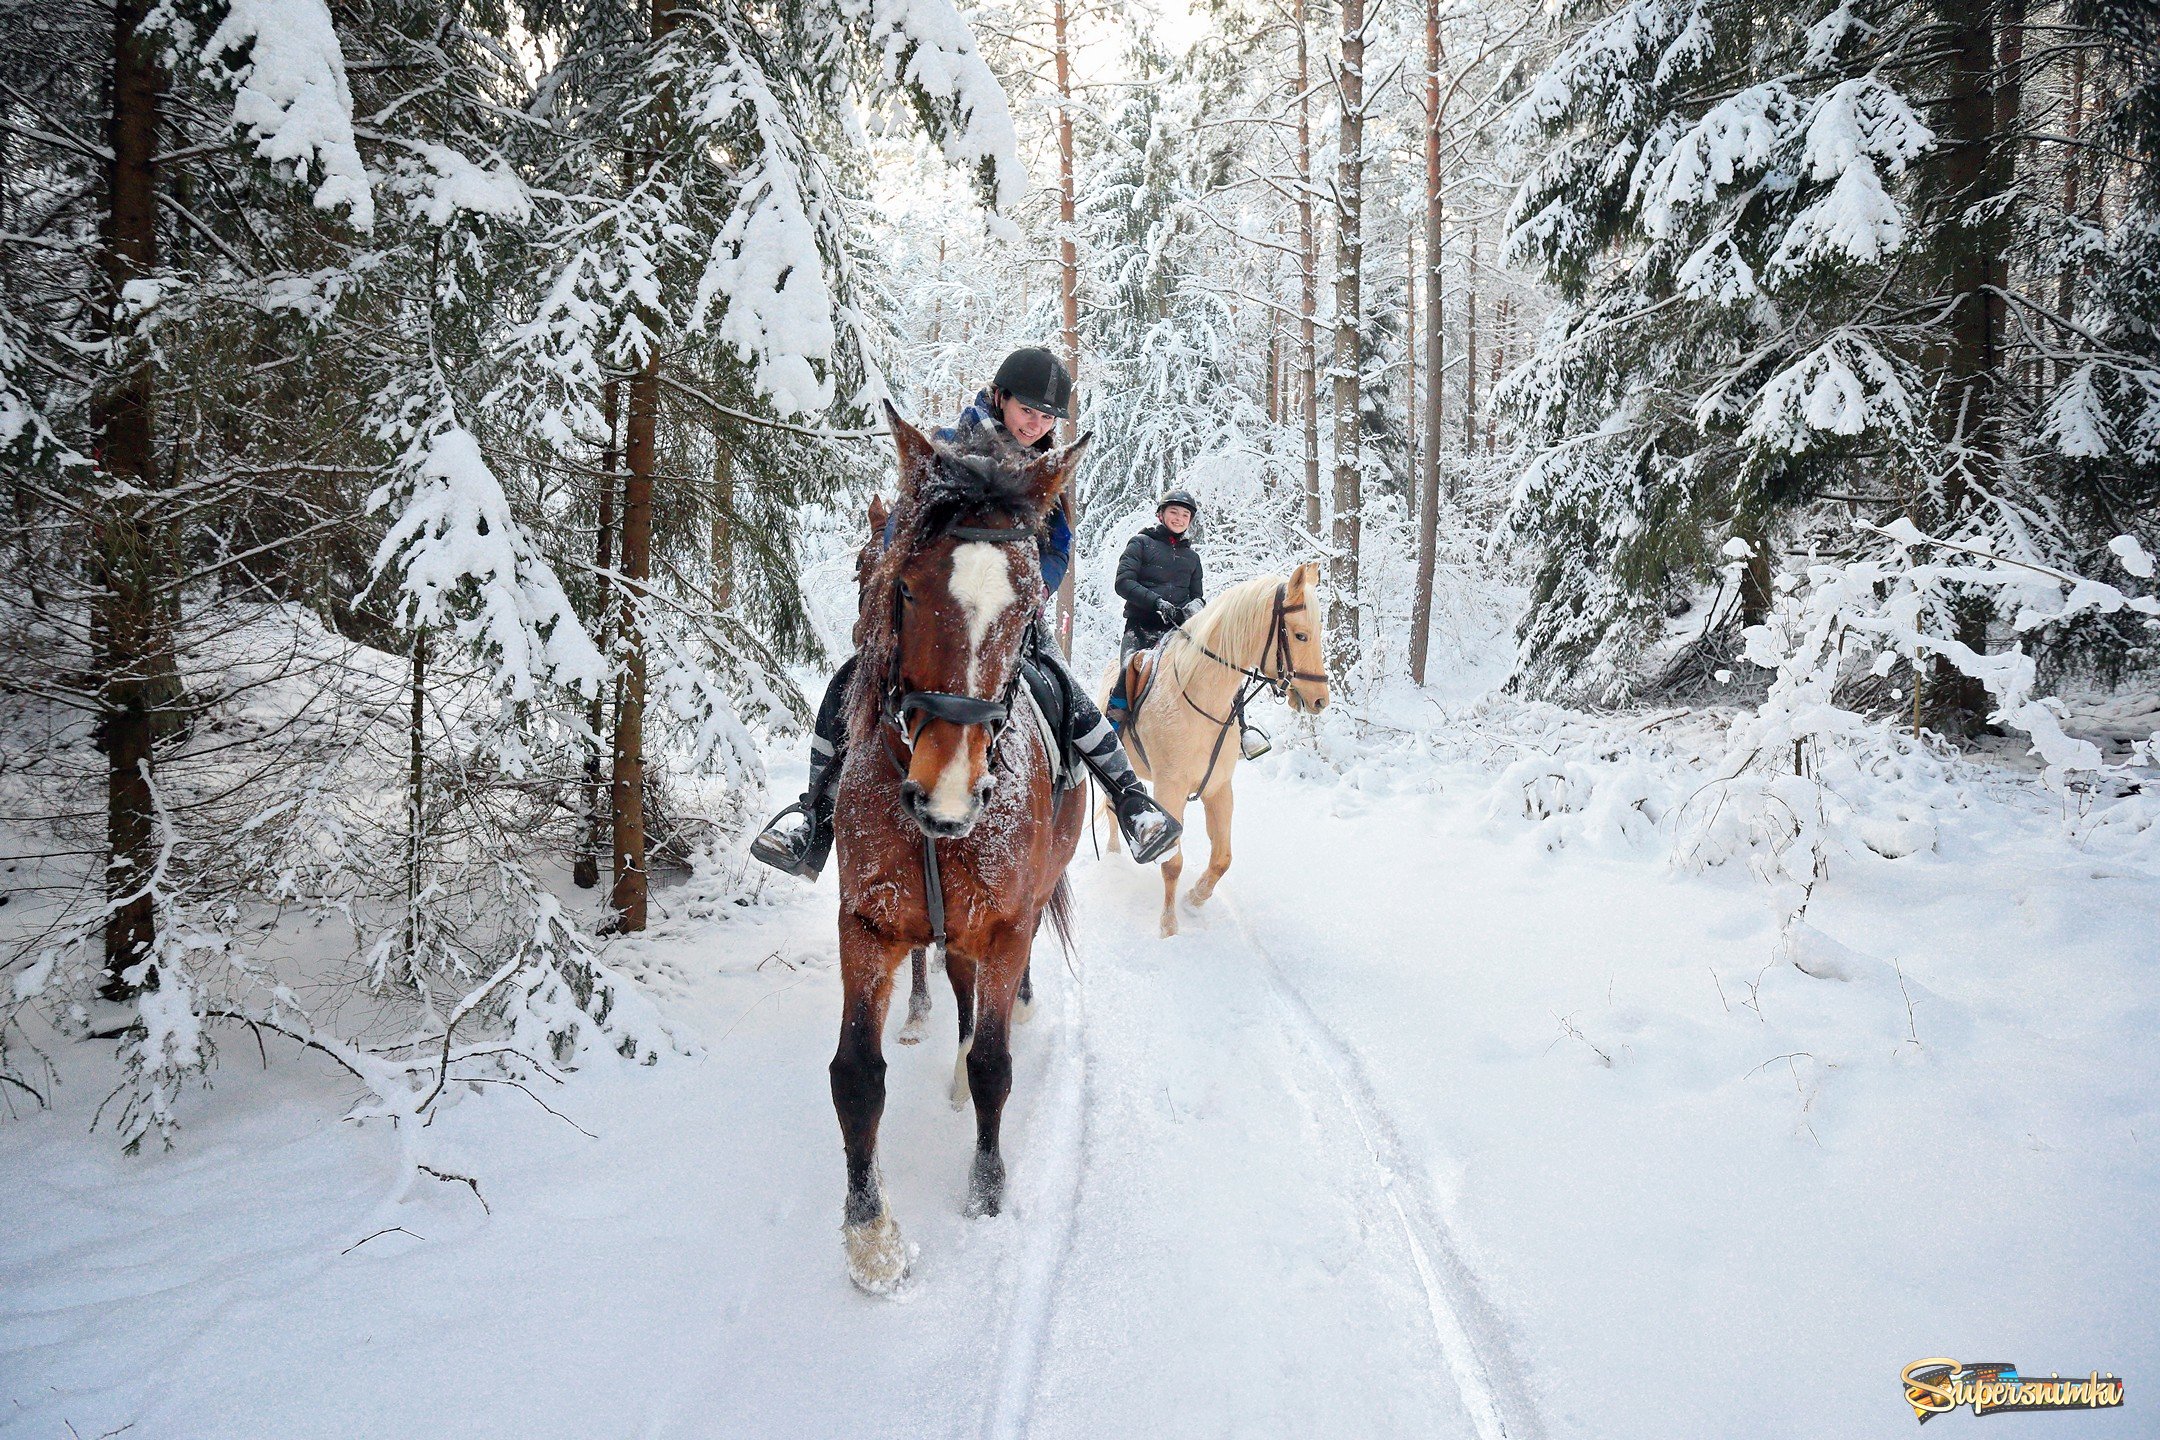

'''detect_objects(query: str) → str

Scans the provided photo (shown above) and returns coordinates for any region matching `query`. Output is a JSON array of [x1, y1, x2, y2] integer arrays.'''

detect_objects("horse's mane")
[[1162, 573, 1287, 693], [846, 428, 1051, 745]]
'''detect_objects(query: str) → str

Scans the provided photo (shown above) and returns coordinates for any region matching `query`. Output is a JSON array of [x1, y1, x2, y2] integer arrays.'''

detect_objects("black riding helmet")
[[993, 346, 1074, 419], [1157, 488, 1199, 518]]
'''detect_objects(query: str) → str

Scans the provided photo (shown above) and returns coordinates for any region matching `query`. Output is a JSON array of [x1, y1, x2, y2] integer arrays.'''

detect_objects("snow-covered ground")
[[4, 719, 2155, 1438]]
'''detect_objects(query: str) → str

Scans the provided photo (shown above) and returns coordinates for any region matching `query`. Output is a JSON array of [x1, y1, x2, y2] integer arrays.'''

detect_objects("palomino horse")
[[828, 404, 1089, 1294], [1100, 565, 1329, 936]]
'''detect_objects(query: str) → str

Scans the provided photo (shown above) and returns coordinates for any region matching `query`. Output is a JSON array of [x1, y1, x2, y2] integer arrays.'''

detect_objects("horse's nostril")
[[901, 780, 926, 809]]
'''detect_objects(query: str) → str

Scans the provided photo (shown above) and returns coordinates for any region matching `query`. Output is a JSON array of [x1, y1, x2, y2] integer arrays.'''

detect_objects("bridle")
[[878, 521, 1039, 757], [874, 519, 1041, 952], [1138, 582, 1327, 799]]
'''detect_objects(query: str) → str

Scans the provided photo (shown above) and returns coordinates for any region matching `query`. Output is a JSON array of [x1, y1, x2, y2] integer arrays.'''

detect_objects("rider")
[[1105, 490, 1268, 759], [749, 347, 1184, 879], [1114, 489, 1204, 660]]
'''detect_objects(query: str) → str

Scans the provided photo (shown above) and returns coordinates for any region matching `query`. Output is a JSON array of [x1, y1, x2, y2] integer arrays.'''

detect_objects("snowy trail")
[[1007, 853, 1514, 1440], [9, 762, 2156, 1439]]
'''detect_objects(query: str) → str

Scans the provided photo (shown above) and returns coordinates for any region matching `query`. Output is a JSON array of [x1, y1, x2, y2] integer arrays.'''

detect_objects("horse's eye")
[[1295, 631, 1309, 643]]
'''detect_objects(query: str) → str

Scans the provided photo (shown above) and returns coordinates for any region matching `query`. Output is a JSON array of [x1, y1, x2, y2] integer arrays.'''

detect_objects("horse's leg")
[[896, 945, 931, 1045], [1185, 783, 1235, 908], [946, 949, 978, 1109], [1158, 790, 1191, 937], [831, 913, 909, 1294], [963, 939, 1027, 1217]]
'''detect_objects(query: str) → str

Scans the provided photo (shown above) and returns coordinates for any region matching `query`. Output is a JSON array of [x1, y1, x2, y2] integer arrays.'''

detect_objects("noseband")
[[881, 522, 1038, 751]]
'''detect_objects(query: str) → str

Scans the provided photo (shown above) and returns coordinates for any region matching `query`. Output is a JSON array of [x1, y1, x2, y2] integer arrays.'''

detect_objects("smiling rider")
[[750, 347, 1183, 878]]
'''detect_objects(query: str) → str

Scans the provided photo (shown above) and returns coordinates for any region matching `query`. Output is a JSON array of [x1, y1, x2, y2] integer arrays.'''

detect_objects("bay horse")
[[1099, 565, 1330, 936], [828, 404, 1089, 1294]]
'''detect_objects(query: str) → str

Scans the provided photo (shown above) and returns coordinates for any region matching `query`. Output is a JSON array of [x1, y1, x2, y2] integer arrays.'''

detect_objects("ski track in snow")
[[1219, 891, 1541, 1440], [981, 850, 1543, 1440], [978, 951, 1090, 1440]]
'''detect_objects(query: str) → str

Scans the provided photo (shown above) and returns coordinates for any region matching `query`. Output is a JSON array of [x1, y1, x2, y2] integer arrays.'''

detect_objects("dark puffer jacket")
[[1115, 523, 1204, 642]]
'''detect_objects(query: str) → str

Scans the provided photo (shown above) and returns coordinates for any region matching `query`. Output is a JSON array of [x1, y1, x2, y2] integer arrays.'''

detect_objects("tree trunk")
[[575, 378, 619, 891], [1295, 0, 1322, 538], [1405, 227, 1418, 475], [710, 439, 734, 611], [1486, 294, 1507, 453], [610, 354, 656, 930], [1409, 0, 1446, 684], [2057, 48, 2084, 389], [1328, 0, 1366, 662], [609, 0, 673, 931], [1927, 5, 2013, 728], [1054, 0, 1082, 656], [1462, 227, 1478, 455], [404, 628, 427, 963], [93, 0, 168, 1000]]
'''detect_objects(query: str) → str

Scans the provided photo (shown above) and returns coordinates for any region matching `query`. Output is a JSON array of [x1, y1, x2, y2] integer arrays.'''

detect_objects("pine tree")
[[1502, 0, 2153, 709]]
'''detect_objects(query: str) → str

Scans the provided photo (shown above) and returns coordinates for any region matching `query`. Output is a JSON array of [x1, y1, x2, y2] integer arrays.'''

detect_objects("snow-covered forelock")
[[195, 0, 375, 230]]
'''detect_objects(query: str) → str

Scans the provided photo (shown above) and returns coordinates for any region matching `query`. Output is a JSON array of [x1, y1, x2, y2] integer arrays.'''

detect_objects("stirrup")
[[749, 801, 825, 879], [1239, 724, 1271, 761], [1116, 796, 1182, 865]]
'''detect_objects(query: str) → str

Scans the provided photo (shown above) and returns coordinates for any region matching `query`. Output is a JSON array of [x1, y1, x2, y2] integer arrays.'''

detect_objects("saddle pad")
[[1014, 682, 1072, 790]]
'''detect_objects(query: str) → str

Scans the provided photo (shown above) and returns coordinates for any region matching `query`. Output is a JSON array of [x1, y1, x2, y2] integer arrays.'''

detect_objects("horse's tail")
[[1044, 875, 1076, 965]]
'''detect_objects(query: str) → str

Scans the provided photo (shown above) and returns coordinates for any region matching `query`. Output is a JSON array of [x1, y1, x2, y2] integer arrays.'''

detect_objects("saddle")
[[1017, 651, 1082, 792], [1115, 649, 1158, 730]]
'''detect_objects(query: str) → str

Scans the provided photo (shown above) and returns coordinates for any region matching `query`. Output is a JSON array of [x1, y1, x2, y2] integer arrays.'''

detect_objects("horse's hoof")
[[1014, 992, 1035, 1025], [964, 1152, 1005, 1218], [844, 1212, 911, 1296], [1187, 883, 1214, 908], [1160, 914, 1179, 938], [897, 1014, 925, 1046]]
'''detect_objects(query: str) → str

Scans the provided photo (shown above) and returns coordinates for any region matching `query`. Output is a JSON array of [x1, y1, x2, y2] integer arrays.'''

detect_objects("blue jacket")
[[886, 389, 1073, 593]]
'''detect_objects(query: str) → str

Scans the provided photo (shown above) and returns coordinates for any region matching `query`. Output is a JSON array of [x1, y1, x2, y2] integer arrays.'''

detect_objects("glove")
[[1156, 598, 1183, 624], [1180, 599, 1206, 621]]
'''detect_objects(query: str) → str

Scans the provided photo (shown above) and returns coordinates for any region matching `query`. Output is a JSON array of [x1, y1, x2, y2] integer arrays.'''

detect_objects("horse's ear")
[[1289, 561, 1320, 602], [1024, 431, 1092, 508], [867, 492, 889, 533], [885, 400, 933, 499]]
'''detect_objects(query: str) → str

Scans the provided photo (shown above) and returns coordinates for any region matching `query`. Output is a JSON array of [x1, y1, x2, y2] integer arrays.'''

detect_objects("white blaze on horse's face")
[[948, 541, 1018, 692], [915, 540, 1019, 828]]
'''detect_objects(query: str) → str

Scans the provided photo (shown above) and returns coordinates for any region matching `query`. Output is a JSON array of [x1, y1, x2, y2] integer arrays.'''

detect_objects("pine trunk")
[[1462, 228, 1478, 454], [1928, 5, 2013, 728], [1328, 0, 1366, 660], [93, 0, 168, 1000], [576, 380, 619, 891], [1409, 0, 1446, 684], [1054, 0, 1082, 656], [404, 629, 427, 962], [609, 0, 672, 931], [1295, 0, 1321, 537], [611, 356, 656, 930], [711, 444, 734, 610]]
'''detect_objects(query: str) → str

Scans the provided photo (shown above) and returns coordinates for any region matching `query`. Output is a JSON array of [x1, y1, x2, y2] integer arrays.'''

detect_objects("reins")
[[1160, 583, 1321, 799]]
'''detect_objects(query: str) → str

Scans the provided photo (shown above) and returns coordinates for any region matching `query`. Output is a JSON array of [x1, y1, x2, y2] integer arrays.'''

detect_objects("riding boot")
[[750, 661, 852, 879], [749, 745, 839, 878], [1073, 708, 1181, 864]]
